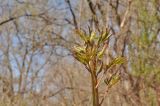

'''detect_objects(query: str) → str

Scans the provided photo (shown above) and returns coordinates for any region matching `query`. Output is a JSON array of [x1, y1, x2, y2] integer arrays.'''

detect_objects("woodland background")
[[0, 0, 159, 106]]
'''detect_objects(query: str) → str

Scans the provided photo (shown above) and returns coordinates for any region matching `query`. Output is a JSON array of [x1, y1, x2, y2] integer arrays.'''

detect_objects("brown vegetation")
[[0, 0, 159, 106]]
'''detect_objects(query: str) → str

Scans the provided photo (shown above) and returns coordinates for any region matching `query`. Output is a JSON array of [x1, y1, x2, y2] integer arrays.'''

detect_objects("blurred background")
[[0, 0, 159, 105]]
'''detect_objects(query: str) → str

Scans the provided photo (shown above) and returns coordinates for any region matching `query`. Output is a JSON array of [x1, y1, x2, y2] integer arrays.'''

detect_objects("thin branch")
[[0, 11, 47, 26], [65, 0, 78, 29], [87, 0, 96, 15], [87, 0, 100, 32], [120, 0, 132, 28], [43, 87, 73, 99], [0, 17, 17, 26]]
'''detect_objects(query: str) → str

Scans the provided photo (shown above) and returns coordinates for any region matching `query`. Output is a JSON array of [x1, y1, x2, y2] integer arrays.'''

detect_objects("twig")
[[65, 0, 78, 29]]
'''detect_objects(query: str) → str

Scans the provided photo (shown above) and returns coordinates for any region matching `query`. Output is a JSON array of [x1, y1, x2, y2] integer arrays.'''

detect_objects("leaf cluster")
[[73, 29, 125, 87]]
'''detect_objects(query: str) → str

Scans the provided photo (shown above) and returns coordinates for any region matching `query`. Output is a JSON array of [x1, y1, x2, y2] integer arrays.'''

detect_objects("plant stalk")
[[91, 72, 99, 106]]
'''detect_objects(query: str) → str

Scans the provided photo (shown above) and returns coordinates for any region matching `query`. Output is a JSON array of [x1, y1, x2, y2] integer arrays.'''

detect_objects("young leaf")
[[74, 46, 85, 53], [102, 33, 111, 42], [97, 43, 108, 58], [75, 30, 89, 42], [74, 52, 88, 65], [109, 75, 120, 87], [90, 32, 96, 43], [108, 57, 125, 68]]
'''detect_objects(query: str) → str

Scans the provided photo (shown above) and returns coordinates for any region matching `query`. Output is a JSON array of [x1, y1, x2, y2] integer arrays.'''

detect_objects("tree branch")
[[65, 0, 78, 29]]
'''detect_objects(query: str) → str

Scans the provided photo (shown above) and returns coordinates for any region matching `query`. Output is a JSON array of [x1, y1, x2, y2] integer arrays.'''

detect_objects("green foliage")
[[107, 57, 126, 69], [129, 2, 160, 105], [73, 30, 124, 72], [109, 75, 120, 87], [73, 29, 125, 106]]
